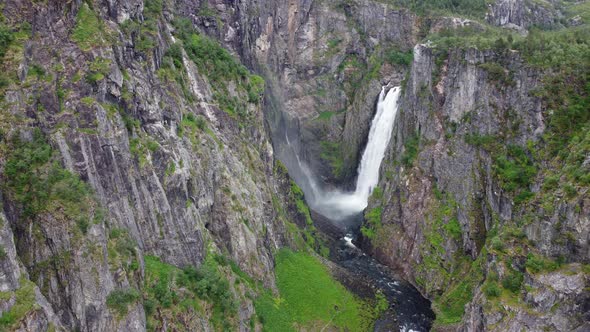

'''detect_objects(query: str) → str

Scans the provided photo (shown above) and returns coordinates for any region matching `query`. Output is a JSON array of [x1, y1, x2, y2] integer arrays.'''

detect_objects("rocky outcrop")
[[0, 212, 64, 331], [486, 0, 562, 32]]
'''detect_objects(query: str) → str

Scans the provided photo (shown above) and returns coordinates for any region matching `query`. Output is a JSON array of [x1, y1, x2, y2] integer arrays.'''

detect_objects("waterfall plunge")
[[310, 86, 402, 221]]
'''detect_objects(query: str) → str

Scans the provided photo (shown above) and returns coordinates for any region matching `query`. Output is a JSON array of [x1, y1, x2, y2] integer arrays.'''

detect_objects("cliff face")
[[363, 25, 589, 332], [486, 0, 563, 32], [193, 0, 418, 185], [0, 0, 302, 330]]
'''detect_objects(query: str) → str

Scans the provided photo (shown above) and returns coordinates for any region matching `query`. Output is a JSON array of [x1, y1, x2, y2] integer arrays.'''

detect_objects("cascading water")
[[354, 86, 401, 201], [281, 86, 435, 331], [312, 86, 401, 221]]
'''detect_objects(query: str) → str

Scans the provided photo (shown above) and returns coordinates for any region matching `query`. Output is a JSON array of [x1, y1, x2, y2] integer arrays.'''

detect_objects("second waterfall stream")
[[312, 86, 402, 221]]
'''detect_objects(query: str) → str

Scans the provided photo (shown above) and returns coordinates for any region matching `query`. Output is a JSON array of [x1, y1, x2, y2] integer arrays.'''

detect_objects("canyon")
[[0, 0, 588, 331]]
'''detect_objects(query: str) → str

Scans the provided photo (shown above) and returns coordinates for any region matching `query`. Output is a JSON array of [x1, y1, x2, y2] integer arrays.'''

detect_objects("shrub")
[[106, 288, 140, 315], [543, 175, 560, 191], [179, 262, 236, 328], [401, 134, 420, 167], [525, 253, 560, 274], [385, 49, 413, 66], [444, 218, 462, 240], [483, 282, 501, 298], [493, 145, 537, 192], [501, 270, 523, 293], [479, 62, 512, 86], [563, 183, 577, 198], [0, 24, 14, 58], [362, 207, 382, 240], [0, 278, 37, 329], [247, 75, 265, 104]]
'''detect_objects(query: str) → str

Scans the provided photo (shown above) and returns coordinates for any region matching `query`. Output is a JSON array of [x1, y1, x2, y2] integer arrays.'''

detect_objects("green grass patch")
[[525, 253, 562, 274], [0, 278, 38, 329], [317, 111, 337, 120], [255, 249, 374, 331], [391, 0, 488, 18], [71, 4, 107, 51], [172, 19, 265, 122]]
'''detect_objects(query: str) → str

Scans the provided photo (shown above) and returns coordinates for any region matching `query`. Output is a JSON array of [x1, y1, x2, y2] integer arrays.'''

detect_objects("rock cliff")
[[0, 0, 587, 331]]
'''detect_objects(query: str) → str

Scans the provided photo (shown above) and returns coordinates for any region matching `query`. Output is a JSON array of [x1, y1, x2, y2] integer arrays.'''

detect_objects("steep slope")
[[0, 0, 366, 330], [361, 2, 590, 331]]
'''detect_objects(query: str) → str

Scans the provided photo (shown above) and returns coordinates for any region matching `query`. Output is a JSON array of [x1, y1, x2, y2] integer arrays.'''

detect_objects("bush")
[[563, 183, 577, 198], [106, 288, 140, 315], [543, 175, 560, 191], [491, 237, 504, 252], [0, 24, 14, 58], [483, 282, 501, 298], [182, 34, 248, 85], [247, 75, 265, 104], [401, 134, 420, 167], [525, 253, 560, 274], [385, 49, 413, 66], [179, 262, 237, 328], [479, 62, 512, 86], [493, 145, 537, 192], [501, 271, 523, 293], [444, 218, 462, 240]]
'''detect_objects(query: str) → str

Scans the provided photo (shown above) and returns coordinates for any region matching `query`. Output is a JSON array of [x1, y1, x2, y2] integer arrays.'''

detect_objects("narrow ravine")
[[286, 86, 435, 331]]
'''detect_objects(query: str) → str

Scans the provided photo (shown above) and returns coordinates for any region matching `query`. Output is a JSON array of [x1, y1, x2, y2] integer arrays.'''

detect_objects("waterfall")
[[310, 86, 401, 221], [354, 86, 401, 201]]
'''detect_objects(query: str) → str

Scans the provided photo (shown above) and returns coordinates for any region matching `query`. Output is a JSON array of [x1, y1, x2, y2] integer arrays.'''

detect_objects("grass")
[[255, 249, 374, 331], [71, 3, 106, 51], [290, 181, 313, 226], [0, 278, 38, 329], [317, 111, 337, 120], [86, 57, 111, 84], [492, 145, 537, 193]]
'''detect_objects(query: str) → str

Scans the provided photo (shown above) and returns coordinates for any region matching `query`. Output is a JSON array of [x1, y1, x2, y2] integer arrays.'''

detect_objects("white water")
[[303, 86, 402, 221], [354, 86, 401, 201]]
